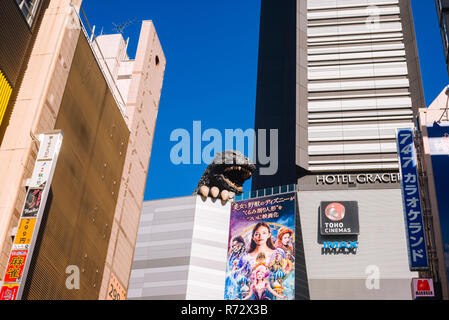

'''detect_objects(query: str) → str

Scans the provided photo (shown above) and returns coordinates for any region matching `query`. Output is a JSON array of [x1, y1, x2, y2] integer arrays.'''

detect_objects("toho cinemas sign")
[[320, 201, 360, 256]]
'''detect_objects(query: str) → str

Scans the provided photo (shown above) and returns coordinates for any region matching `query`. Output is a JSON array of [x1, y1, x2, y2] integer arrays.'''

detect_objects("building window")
[[15, 0, 41, 27], [442, 13, 449, 60]]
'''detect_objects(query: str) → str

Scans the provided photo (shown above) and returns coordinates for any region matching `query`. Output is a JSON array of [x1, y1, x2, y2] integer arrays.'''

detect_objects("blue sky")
[[81, 0, 449, 201]]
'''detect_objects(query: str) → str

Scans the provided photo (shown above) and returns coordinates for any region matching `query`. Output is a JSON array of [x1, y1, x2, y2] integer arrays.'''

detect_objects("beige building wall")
[[97, 21, 166, 300], [418, 85, 449, 299], [298, 189, 418, 300], [0, 1, 166, 300], [0, 0, 82, 279]]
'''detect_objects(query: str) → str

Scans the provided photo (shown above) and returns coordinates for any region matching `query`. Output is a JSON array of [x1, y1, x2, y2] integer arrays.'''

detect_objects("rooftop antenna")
[[112, 19, 137, 34], [90, 25, 96, 42]]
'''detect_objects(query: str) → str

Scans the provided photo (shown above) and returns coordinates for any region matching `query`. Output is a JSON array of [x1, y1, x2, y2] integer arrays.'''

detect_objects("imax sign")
[[321, 241, 359, 255]]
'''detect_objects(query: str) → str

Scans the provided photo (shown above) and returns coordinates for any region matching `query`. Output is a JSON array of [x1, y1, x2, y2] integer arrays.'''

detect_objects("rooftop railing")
[[235, 184, 297, 202]]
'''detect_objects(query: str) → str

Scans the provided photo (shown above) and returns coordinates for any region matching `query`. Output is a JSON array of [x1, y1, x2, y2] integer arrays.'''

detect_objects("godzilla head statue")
[[194, 150, 256, 201]]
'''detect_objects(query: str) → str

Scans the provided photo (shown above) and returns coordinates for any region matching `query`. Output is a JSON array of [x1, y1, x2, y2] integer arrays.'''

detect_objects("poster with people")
[[224, 192, 296, 300]]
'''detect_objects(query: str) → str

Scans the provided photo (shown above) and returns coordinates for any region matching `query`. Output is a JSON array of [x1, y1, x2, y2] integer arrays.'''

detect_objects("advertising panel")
[[1, 132, 63, 300], [22, 188, 43, 217], [412, 278, 435, 299], [320, 201, 359, 236], [427, 122, 449, 283], [0, 284, 19, 301], [4, 250, 28, 283], [224, 193, 296, 300], [107, 272, 127, 300], [396, 128, 429, 270], [13, 218, 37, 247]]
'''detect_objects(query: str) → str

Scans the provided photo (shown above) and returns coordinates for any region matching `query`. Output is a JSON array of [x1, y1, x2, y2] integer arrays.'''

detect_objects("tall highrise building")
[[0, 0, 165, 300], [253, 0, 425, 189], [436, 0, 449, 75], [251, 0, 447, 299]]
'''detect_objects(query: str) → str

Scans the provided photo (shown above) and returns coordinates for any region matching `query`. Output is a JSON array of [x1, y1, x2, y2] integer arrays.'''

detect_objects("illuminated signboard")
[[1, 132, 63, 300], [412, 278, 435, 299], [4, 250, 28, 283], [320, 201, 359, 236], [13, 218, 37, 247], [321, 241, 359, 255], [0, 284, 19, 301], [396, 128, 429, 271]]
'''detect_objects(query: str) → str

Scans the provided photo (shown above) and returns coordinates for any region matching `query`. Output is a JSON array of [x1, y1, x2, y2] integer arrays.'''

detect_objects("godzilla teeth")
[[224, 166, 252, 180], [223, 177, 243, 192]]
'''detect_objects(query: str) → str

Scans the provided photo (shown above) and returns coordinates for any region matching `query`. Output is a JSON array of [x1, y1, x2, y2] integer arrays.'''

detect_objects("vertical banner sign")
[[396, 128, 429, 271], [1, 131, 63, 300], [224, 192, 296, 300]]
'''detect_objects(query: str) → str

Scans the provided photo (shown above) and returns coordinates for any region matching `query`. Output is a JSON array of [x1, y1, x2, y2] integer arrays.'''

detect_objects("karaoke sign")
[[396, 128, 429, 271]]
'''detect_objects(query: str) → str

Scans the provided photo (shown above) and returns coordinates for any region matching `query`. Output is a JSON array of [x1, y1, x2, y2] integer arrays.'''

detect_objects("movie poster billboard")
[[224, 192, 296, 300]]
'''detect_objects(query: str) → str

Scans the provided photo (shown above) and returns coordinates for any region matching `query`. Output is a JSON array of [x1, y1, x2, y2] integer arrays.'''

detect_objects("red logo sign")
[[413, 278, 435, 298], [417, 279, 430, 291], [4, 250, 28, 282], [0, 285, 19, 300], [325, 203, 345, 221]]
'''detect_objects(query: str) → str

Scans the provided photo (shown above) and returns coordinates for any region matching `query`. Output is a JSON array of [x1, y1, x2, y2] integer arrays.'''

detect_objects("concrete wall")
[[128, 196, 231, 300], [418, 91, 449, 299], [98, 21, 166, 300], [0, 0, 82, 283], [306, 0, 424, 172], [297, 189, 418, 300], [23, 31, 130, 300], [0, 1, 165, 300]]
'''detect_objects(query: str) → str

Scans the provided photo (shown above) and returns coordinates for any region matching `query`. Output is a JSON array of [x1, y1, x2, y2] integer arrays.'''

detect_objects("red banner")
[[4, 250, 28, 283], [0, 284, 19, 300]]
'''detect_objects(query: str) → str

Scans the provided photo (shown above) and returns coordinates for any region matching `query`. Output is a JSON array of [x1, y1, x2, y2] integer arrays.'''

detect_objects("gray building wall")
[[253, 0, 425, 189], [129, 187, 417, 300], [127, 196, 231, 300], [297, 188, 418, 299]]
